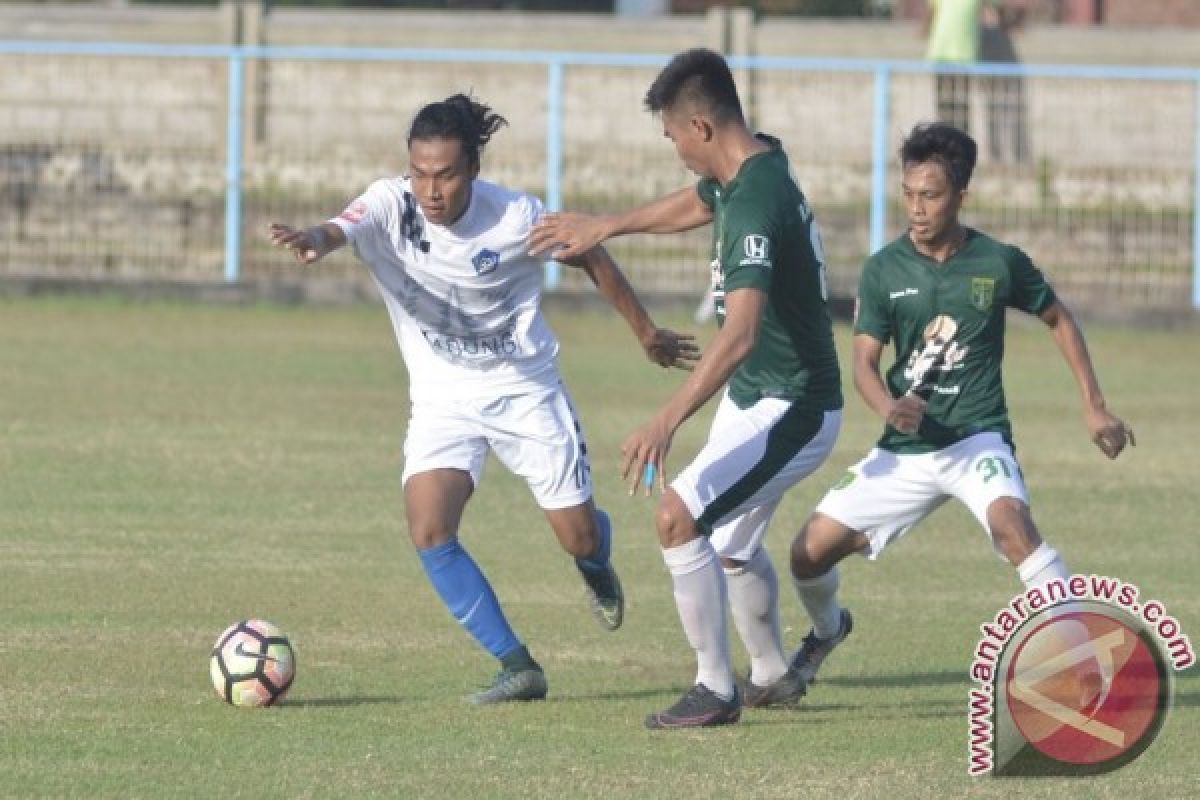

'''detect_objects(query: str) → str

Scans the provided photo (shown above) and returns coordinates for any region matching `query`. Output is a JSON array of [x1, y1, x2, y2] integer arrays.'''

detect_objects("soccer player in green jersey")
[[531, 48, 843, 728], [784, 122, 1135, 690]]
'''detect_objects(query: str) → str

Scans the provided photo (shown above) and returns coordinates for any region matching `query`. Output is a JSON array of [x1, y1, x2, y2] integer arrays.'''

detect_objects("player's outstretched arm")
[[1039, 299, 1135, 459], [620, 287, 763, 495], [567, 246, 699, 371], [269, 222, 347, 265], [528, 186, 713, 260]]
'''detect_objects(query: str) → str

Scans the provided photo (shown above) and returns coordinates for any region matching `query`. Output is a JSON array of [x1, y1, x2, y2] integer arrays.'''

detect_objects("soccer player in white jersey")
[[269, 94, 697, 705]]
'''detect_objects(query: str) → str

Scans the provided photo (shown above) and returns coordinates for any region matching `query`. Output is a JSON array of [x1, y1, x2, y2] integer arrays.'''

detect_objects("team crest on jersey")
[[472, 249, 501, 276], [971, 277, 996, 311]]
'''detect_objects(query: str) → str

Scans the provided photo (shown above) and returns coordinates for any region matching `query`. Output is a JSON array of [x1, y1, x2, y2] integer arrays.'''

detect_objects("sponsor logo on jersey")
[[971, 277, 996, 311], [740, 234, 770, 266], [338, 201, 368, 225], [420, 327, 518, 360], [472, 248, 501, 276], [890, 287, 920, 300], [400, 191, 428, 252], [709, 256, 727, 323]]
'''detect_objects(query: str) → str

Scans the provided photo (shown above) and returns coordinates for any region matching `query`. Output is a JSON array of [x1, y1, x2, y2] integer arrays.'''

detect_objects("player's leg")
[[643, 488, 741, 729], [403, 404, 545, 704], [936, 72, 971, 134], [788, 512, 864, 685], [718, 502, 789, 700], [485, 382, 623, 631], [947, 433, 1070, 591], [646, 397, 840, 722], [697, 399, 841, 707], [789, 448, 946, 685], [543, 500, 623, 631], [949, 434, 1102, 703]]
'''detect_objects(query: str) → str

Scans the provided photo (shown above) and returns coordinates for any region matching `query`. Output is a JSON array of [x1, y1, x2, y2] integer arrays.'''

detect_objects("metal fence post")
[[1194, 78, 1200, 309], [544, 58, 565, 291], [869, 64, 892, 256], [224, 47, 245, 284]]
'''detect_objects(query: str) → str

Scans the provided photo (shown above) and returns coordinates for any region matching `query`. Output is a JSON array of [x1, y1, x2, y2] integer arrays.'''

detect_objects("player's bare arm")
[[853, 333, 926, 435], [1039, 299, 1135, 459], [564, 245, 700, 370], [268, 222, 347, 264], [528, 186, 713, 260], [620, 286, 765, 496]]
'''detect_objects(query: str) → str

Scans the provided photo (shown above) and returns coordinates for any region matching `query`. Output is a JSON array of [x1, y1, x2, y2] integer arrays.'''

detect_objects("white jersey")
[[330, 177, 559, 403]]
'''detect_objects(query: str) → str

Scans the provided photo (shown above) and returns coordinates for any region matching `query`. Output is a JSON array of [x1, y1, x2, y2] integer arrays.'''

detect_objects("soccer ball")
[[209, 619, 296, 707]]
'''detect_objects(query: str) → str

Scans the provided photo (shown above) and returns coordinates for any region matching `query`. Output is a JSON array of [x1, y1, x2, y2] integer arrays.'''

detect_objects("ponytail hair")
[[407, 93, 508, 169]]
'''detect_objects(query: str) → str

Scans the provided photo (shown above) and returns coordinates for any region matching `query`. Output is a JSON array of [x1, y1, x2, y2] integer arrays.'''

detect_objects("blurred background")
[[1, 0, 1197, 321]]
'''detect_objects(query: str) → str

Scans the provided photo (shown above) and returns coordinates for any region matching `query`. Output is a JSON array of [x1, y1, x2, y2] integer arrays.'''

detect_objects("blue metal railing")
[[1, 40, 1198, 308]]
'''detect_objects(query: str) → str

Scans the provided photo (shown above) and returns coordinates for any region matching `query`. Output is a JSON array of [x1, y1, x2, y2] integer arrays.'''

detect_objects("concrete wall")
[[0, 4, 1194, 308], [2, 3, 1199, 64]]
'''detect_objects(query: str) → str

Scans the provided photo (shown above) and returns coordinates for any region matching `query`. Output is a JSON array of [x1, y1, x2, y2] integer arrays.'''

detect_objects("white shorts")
[[672, 392, 842, 562], [402, 381, 592, 510], [815, 431, 1030, 559]]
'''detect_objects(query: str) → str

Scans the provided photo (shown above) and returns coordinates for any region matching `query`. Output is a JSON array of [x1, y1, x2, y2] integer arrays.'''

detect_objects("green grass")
[[0, 296, 1196, 799]]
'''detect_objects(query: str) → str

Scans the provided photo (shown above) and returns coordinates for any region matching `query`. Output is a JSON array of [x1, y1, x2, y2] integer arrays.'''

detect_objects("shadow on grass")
[[282, 695, 409, 708], [823, 670, 968, 689], [555, 686, 696, 703]]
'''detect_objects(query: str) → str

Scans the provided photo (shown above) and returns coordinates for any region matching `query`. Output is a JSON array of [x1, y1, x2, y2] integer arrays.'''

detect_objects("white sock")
[[662, 537, 734, 700], [793, 567, 842, 641], [1017, 543, 1070, 592], [725, 548, 787, 686]]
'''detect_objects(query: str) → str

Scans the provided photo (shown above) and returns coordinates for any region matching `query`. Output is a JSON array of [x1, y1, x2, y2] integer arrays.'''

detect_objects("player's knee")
[[655, 491, 698, 549], [987, 496, 1041, 564], [407, 518, 455, 550], [789, 526, 822, 579], [559, 524, 597, 559], [545, 506, 599, 558], [790, 514, 851, 579]]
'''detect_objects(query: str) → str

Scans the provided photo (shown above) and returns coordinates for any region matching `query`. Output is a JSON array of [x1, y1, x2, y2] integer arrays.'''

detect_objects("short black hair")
[[407, 93, 508, 169], [643, 47, 744, 124], [899, 122, 978, 191]]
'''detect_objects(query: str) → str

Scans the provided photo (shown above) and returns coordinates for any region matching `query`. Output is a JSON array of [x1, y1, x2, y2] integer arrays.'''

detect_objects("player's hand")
[[529, 212, 610, 260], [887, 394, 927, 435], [620, 417, 673, 497], [641, 328, 700, 371], [1087, 407, 1135, 459], [269, 223, 323, 264]]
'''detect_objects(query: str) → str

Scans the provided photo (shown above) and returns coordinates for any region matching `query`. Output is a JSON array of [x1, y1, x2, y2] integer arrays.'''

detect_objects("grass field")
[[1, 295, 1196, 799]]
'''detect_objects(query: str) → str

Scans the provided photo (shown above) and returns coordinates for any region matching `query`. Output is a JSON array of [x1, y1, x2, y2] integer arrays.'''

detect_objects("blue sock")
[[575, 508, 612, 575], [417, 538, 522, 662]]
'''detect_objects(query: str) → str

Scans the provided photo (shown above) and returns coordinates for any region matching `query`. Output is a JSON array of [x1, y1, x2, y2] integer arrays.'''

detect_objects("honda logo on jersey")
[[741, 234, 770, 265], [472, 249, 501, 275]]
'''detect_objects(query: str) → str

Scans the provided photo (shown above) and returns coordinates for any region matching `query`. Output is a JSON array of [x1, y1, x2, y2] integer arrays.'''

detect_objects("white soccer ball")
[[209, 619, 296, 707]]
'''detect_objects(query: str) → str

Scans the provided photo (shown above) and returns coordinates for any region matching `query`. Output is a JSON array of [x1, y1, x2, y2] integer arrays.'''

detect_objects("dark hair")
[[899, 122, 977, 191], [407, 93, 508, 169], [644, 47, 744, 124]]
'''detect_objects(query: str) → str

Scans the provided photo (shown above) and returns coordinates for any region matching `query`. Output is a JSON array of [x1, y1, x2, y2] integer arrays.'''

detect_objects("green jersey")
[[855, 229, 1056, 454], [696, 136, 842, 413]]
